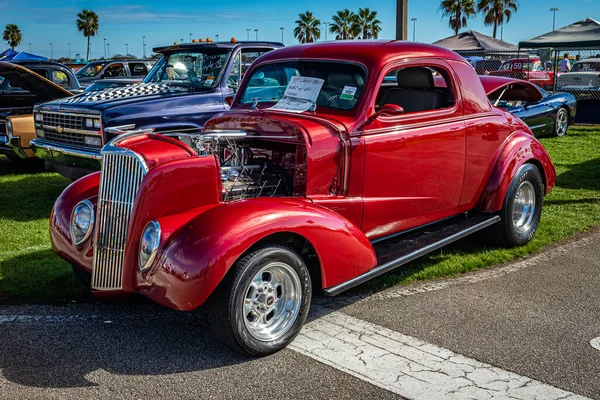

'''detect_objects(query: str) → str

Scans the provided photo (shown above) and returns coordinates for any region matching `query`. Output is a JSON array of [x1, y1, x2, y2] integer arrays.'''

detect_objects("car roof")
[[9, 60, 72, 69], [254, 40, 465, 69], [153, 41, 284, 53]]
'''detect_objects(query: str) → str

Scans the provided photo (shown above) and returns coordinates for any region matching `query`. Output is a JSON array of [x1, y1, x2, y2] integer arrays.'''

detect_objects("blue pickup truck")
[[31, 40, 283, 179]]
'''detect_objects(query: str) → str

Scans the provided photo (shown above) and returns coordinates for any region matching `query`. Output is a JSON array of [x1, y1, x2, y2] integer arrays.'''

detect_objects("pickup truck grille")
[[91, 150, 147, 290], [36, 111, 100, 148]]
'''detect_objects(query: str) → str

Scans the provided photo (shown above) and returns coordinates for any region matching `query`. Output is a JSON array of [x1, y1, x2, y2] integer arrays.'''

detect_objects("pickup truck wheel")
[[207, 245, 311, 356], [498, 164, 544, 247], [554, 108, 569, 137]]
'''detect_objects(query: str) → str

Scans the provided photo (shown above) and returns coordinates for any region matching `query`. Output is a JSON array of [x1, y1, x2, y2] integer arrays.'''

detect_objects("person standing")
[[559, 53, 571, 72]]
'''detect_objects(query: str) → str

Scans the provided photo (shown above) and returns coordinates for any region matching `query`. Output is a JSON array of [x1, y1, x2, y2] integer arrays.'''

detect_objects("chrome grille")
[[37, 111, 99, 148], [92, 151, 147, 290], [42, 112, 83, 130]]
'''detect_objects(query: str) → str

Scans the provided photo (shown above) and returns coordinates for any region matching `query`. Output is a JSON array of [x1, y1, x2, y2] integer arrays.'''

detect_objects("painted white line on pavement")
[[590, 337, 600, 351], [290, 311, 589, 400]]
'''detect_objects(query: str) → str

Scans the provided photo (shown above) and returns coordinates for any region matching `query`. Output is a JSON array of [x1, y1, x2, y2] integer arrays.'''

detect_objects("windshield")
[[238, 61, 366, 111], [76, 62, 108, 77], [143, 49, 231, 89]]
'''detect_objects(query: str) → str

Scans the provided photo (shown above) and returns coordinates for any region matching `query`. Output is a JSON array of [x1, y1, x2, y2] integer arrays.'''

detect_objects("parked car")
[[556, 58, 600, 99], [473, 59, 502, 75], [31, 40, 283, 179], [84, 77, 142, 93], [488, 58, 555, 90], [74, 59, 155, 87], [0, 61, 78, 160], [51, 41, 555, 356], [481, 76, 576, 137]]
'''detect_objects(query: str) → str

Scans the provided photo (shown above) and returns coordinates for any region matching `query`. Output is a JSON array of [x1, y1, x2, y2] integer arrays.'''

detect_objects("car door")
[[360, 61, 466, 239]]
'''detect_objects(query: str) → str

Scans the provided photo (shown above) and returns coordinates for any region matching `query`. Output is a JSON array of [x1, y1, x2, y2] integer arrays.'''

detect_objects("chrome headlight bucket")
[[70, 200, 95, 247], [139, 220, 161, 273], [6, 118, 13, 138]]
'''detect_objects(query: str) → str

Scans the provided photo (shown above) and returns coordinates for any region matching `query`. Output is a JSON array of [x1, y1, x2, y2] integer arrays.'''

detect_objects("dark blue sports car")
[[481, 76, 576, 137]]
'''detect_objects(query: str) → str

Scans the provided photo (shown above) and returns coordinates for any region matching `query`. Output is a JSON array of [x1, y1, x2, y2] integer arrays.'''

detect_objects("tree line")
[[294, 8, 381, 43], [440, 0, 518, 38]]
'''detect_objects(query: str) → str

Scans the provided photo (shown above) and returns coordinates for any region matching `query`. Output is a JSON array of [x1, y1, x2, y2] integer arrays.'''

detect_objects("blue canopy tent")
[[0, 49, 48, 61]]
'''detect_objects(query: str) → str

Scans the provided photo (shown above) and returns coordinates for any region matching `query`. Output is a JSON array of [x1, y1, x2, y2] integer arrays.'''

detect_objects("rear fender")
[[135, 198, 377, 310], [477, 131, 555, 212]]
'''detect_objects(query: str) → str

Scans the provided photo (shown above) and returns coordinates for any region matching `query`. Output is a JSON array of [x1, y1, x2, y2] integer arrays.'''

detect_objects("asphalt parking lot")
[[1, 230, 599, 399]]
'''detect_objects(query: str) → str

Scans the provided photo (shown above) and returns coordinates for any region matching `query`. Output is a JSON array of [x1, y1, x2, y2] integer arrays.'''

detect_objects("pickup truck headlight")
[[70, 200, 94, 247], [139, 220, 161, 273], [34, 113, 43, 122]]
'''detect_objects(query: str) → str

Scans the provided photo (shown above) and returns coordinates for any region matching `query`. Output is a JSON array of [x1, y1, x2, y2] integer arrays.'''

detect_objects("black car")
[[75, 60, 156, 87]]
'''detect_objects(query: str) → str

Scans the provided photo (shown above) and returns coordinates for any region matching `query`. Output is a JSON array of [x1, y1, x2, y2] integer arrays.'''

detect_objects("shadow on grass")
[[0, 170, 70, 222], [555, 157, 600, 191], [0, 249, 85, 300], [0, 155, 46, 177]]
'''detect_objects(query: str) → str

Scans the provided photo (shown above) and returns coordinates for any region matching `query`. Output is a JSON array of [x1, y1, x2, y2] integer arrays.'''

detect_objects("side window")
[[375, 65, 456, 114], [52, 70, 70, 87], [502, 62, 512, 71], [129, 63, 148, 76], [103, 63, 125, 77], [226, 52, 241, 88]]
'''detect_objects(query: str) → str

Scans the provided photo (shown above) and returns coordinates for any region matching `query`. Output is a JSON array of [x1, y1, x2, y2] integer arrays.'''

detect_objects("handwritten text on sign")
[[283, 76, 324, 103]]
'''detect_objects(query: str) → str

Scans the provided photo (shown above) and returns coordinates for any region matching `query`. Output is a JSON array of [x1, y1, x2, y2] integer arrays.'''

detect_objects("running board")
[[324, 214, 501, 296]]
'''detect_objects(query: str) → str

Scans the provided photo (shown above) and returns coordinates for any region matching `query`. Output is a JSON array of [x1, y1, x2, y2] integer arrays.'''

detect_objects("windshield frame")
[[142, 48, 233, 90], [234, 58, 369, 114]]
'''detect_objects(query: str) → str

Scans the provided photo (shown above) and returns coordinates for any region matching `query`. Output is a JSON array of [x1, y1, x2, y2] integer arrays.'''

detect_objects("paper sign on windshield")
[[268, 76, 324, 113]]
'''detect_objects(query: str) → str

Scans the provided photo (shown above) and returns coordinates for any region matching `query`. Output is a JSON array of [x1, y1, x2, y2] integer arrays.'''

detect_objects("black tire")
[[553, 107, 569, 137], [495, 163, 544, 247], [207, 244, 312, 356]]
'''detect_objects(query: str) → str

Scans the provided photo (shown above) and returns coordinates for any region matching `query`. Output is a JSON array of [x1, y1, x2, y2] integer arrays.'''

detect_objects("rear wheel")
[[207, 244, 311, 356], [495, 164, 544, 247], [554, 107, 569, 137]]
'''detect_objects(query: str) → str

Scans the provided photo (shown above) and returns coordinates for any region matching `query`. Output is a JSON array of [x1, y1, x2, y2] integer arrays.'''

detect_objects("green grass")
[[0, 126, 599, 300]]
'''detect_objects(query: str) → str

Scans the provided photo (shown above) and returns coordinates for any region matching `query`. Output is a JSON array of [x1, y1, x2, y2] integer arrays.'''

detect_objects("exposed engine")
[[173, 131, 302, 201]]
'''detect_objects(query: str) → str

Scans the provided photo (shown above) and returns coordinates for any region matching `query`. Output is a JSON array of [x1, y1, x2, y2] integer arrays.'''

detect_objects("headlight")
[[70, 200, 94, 247], [6, 119, 13, 138], [85, 118, 93, 128], [139, 220, 161, 273], [35, 113, 43, 122], [93, 119, 101, 129], [84, 136, 102, 147]]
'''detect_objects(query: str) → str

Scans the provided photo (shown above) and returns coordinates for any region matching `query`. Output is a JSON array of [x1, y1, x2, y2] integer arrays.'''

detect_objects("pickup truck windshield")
[[144, 49, 231, 89], [76, 61, 108, 77], [239, 61, 366, 111]]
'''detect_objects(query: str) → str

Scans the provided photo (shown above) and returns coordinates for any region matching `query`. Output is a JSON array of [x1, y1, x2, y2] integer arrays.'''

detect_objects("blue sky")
[[2, 0, 598, 59]]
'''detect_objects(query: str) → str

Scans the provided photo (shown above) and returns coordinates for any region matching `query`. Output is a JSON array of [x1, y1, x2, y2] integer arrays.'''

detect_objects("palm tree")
[[293, 11, 321, 43], [3, 24, 22, 50], [354, 8, 382, 39], [76, 9, 99, 61], [477, 0, 518, 38], [330, 9, 358, 40], [439, 0, 476, 35]]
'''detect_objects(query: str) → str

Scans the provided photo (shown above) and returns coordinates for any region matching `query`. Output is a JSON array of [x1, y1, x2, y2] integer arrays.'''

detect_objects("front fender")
[[477, 131, 555, 212], [135, 198, 377, 311], [50, 172, 101, 273]]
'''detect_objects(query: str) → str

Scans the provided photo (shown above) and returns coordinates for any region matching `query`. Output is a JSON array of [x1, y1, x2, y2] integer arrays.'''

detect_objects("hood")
[[54, 82, 188, 108], [479, 76, 543, 102], [0, 61, 73, 101]]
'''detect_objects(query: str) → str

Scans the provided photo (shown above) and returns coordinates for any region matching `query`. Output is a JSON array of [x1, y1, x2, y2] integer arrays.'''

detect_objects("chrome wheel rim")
[[243, 262, 302, 342], [556, 110, 568, 136], [512, 181, 536, 232]]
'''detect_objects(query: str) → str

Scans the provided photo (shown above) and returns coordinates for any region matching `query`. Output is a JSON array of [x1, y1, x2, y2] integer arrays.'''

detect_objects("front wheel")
[[207, 244, 312, 356], [496, 164, 544, 247], [554, 107, 569, 137]]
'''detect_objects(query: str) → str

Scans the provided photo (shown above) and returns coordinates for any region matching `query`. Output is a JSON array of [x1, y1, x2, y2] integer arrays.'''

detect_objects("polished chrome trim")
[[324, 215, 501, 296], [70, 200, 95, 247], [38, 110, 101, 118], [30, 139, 102, 159], [138, 220, 161, 274], [104, 124, 137, 134], [40, 125, 100, 135]]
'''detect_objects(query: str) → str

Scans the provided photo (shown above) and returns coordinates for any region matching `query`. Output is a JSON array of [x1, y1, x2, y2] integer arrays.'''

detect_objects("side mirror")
[[372, 104, 405, 120]]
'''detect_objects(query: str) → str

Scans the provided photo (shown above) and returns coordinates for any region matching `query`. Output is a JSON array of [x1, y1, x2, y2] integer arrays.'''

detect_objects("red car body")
[[487, 58, 555, 89], [51, 41, 555, 312]]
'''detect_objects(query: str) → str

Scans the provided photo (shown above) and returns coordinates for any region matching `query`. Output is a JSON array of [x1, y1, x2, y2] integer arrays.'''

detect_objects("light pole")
[[246, 28, 251, 40], [216, 34, 219, 41], [280, 27, 284, 43], [324, 22, 329, 41], [180, 38, 184, 44], [28, 43, 32, 52], [411, 18, 417, 41], [500, 21, 504, 40], [107, 43, 110, 58], [550, 7, 558, 30], [49, 43, 53, 60], [254, 29, 258, 40], [103, 38, 106, 59], [189, 33, 193, 43], [142, 36, 146, 58], [67, 42, 71, 59], [125, 43, 129, 55]]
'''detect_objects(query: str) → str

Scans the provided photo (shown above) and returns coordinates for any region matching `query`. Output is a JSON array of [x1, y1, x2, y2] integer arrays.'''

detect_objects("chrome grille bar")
[[91, 149, 147, 290]]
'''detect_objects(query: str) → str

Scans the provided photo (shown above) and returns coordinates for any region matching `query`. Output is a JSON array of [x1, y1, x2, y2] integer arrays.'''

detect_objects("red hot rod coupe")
[[51, 41, 555, 355]]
